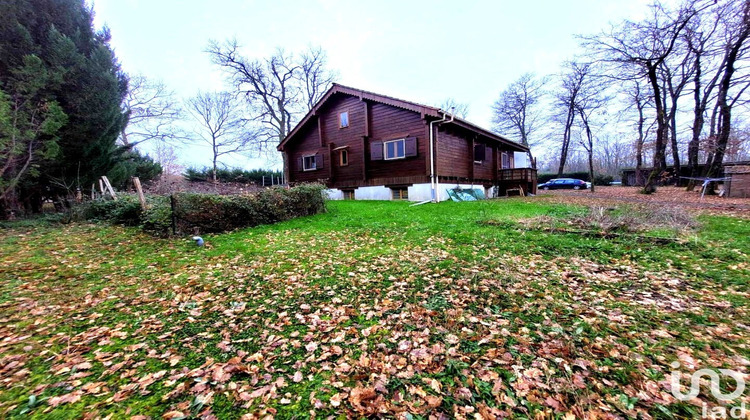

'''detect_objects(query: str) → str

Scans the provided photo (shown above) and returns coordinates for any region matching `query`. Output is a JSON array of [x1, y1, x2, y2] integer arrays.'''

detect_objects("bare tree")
[[492, 73, 546, 165], [206, 41, 337, 178], [150, 143, 184, 194], [581, 2, 705, 193], [120, 75, 183, 148], [439, 98, 469, 119], [574, 71, 608, 193], [300, 47, 337, 111], [620, 79, 657, 185], [658, 40, 694, 175], [703, 0, 750, 183], [554, 62, 590, 177], [186, 91, 255, 183], [596, 134, 633, 177], [684, 8, 724, 190]]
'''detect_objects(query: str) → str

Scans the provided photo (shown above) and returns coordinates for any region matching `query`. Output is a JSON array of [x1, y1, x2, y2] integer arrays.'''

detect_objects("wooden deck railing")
[[498, 168, 537, 182]]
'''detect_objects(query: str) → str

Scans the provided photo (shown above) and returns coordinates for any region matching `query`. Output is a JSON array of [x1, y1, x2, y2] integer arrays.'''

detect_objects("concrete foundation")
[[326, 183, 492, 202]]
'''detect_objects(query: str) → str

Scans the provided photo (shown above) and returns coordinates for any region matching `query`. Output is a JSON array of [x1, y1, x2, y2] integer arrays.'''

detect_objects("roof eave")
[[278, 83, 442, 152], [442, 118, 529, 152]]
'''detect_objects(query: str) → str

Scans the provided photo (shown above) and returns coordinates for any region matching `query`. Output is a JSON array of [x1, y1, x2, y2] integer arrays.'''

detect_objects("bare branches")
[[186, 91, 257, 182], [301, 47, 337, 111], [704, 0, 750, 178], [492, 73, 547, 150], [206, 40, 336, 152], [439, 98, 469, 119], [120, 74, 183, 148], [580, 1, 709, 193], [553, 62, 592, 177]]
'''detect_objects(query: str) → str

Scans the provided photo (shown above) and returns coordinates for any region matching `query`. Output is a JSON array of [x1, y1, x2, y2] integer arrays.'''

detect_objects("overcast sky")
[[92, 0, 660, 170]]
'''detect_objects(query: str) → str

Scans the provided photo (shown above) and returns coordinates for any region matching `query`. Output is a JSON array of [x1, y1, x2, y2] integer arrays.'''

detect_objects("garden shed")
[[725, 165, 750, 198]]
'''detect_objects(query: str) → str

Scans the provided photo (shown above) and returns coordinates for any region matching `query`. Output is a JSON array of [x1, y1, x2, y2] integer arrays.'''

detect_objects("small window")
[[391, 187, 408, 200], [384, 139, 405, 160], [339, 112, 349, 128], [474, 144, 486, 163], [303, 155, 317, 171], [342, 190, 355, 200], [501, 152, 510, 169], [339, 149, 349, 166]]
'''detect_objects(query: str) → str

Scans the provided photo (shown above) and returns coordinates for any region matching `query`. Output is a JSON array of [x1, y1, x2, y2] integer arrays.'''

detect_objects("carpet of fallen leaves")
[[539, 186, 750, 219], [0, 200, 748, 419]]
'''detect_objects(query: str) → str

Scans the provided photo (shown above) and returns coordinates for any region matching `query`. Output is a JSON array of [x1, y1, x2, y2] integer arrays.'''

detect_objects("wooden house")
[[278, 84, 536, 201]]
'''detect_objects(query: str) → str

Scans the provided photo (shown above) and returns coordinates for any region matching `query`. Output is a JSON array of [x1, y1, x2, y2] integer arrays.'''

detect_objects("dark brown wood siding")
[[287, 120, 327, 183], [473, 142, 494, 181], [436, 127, 471, 178], [284, 91, 524, 189], [366, 103, 427, 180], [318, 94, 366, 184]]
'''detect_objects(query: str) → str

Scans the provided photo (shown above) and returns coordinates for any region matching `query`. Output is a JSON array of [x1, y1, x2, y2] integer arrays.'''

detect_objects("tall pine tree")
[[0, 0, 128, 215]]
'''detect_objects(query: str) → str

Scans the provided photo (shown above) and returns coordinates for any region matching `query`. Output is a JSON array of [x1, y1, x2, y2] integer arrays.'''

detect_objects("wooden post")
[[91, 183, 96, 200], [101, 176, 117, 200], [99, 178, 105, 195], [132, 177, 147, 210]]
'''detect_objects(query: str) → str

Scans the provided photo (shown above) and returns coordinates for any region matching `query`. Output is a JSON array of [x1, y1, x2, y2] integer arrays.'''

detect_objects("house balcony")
[[498, 168, 537, 183], [497, 168, 538, 195]]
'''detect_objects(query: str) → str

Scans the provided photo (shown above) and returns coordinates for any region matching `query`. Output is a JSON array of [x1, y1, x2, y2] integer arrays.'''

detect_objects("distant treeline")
[[184, 167, 283, 184]]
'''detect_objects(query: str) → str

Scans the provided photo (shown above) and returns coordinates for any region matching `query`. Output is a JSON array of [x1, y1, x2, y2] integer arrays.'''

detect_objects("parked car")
[[609, 181, 622, 186], [538, 178, 589, 190]]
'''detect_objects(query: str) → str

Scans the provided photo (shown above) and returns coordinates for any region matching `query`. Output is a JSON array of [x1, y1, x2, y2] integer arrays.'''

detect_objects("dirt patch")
[[516, 205, 699, 243], [538, 186, 750, 218]]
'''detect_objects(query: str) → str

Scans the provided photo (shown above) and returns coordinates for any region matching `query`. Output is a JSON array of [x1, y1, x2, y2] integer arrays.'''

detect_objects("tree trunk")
[[635, 101, 646, 186], [704, 11, 749, 193], [644, 63, 668, 194], [686, 54, 703, 192], [557, 106, 575, 177], [706, 45, 746, 179], [581, 115, 596, 193], [669, 105, 680, 183], [212, 141, 218, 183], [588, 149, 595, 193]]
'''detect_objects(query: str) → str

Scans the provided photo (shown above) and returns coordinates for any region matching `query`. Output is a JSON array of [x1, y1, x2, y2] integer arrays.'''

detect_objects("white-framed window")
[[303, 155, 317, 171], [384, 139, 406, 160], [339, 112, 349, 128], [501, 152, 511, 169]]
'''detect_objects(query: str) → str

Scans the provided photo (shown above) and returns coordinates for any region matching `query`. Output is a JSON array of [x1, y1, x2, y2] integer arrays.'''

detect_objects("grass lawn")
[[0, 198, 748, 418]]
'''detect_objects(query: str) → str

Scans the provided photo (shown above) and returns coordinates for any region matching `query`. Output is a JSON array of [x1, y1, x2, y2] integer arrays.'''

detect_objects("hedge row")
[[183, 167, 283, 184], [172, 184, 326, 233], [78, 184, 326, 235]]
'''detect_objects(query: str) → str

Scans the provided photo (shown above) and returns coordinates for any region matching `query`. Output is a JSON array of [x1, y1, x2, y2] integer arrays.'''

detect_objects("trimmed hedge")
[[593, 174, 615, 186], [76, 184, 326, 236], [173, 184, 326, 233]]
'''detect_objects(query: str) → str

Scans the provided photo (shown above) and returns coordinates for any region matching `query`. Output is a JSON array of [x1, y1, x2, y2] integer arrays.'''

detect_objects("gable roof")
[[278, 83, 528, 152]]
